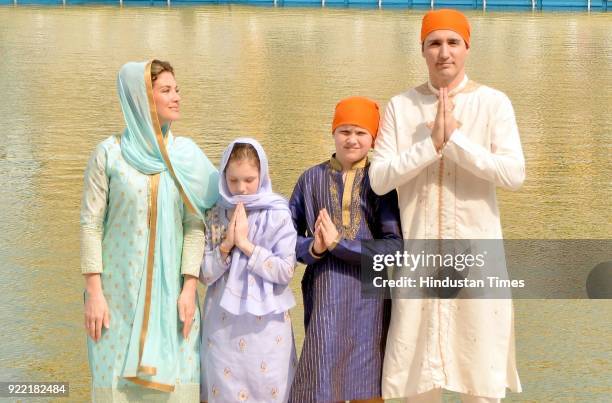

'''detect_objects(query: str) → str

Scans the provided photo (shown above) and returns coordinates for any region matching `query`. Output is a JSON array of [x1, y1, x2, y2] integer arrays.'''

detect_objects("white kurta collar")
[[427, 74, 469, 97]]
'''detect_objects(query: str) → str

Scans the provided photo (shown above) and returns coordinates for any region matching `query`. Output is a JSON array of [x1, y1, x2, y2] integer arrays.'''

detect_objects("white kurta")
[[369, 76, 525, 399]]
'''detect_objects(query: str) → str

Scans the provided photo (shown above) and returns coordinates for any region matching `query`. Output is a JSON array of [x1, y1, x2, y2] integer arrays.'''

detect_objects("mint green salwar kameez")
[[80, 61, 219, 402]]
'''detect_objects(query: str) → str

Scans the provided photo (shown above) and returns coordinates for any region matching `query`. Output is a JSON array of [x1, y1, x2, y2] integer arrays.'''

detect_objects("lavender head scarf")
[[218, 138, 296, 315]]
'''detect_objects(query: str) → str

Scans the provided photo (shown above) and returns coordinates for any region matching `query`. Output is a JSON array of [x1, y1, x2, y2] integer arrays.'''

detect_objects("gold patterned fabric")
[[328, 155, 368, 241]]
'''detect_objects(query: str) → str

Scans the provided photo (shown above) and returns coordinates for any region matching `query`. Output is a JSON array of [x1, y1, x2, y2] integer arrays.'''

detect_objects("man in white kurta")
[[369, 9, 524, 402]]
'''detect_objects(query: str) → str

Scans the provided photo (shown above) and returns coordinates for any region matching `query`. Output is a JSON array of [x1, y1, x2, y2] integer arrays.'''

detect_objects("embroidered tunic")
[[81, 135, 204, 402], [288, 156, 402, 402], [200, 205, 298, 403], [369, 76, 525, 399]]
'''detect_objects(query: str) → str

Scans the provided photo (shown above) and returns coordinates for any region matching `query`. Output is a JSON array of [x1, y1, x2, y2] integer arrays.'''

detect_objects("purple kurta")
[[200, 206, 298, 403], [288, 156, 402, 402], [200, 138, 299, 403]]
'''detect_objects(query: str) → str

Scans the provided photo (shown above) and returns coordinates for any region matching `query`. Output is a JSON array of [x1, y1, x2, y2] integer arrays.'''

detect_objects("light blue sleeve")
[[199, 208, 231, 285]]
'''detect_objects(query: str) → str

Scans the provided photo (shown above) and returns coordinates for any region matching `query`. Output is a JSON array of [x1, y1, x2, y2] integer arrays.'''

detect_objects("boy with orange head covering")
[[288, 97, 402, 403], [370, 9, 524, 403], [331, 96, 381, 141]]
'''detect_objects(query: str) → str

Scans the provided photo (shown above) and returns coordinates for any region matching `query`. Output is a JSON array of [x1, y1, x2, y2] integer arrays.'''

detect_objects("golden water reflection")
[[0, 6, 610, 401]]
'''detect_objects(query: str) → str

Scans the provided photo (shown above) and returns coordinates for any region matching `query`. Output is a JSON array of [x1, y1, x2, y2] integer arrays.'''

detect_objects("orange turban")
[[332, 96, 380, 139], [421, 9, 471, 48]]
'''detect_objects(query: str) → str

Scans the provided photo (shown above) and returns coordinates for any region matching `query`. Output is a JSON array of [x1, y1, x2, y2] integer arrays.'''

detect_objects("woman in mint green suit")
[[80, 60, 219, 402]]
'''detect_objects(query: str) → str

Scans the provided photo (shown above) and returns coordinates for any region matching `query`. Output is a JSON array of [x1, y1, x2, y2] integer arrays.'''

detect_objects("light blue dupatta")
[[117, 61, 218, 391]]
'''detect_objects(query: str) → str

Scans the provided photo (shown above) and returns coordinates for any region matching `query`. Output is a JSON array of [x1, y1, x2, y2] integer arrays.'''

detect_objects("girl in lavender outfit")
[[199, 138, 297, 403]]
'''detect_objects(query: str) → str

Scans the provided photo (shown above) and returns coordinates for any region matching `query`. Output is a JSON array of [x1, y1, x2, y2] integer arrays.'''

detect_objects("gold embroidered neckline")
[[329, 154, 368, 172], [328, 158, 364, 241]]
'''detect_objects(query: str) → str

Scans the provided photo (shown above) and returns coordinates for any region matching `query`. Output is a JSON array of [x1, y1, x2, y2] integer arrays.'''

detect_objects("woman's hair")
[[150, 59, 174, 83], [226, 143, 261, 171]]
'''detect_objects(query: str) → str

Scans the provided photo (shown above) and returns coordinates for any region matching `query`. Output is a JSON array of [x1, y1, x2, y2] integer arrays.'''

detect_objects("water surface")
[[0, 6, 611, 401]]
